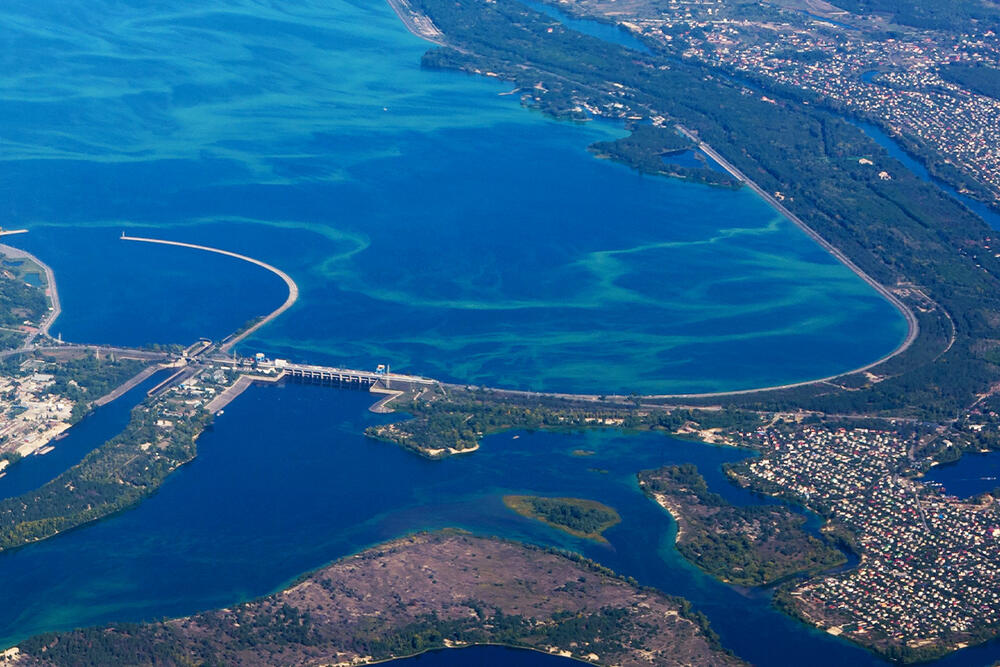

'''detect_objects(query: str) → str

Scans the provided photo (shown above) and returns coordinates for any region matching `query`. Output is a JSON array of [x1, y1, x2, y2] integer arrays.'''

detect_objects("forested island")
[[638, 464, 845, 586], [365, 386, 757, 457], [13, 532, 743, 666], [504, 495, 621, 542], [589, 125, 740, 188]]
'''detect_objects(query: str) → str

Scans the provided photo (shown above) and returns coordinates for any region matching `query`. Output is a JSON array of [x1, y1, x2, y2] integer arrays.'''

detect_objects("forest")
[[0, 400, 209, 552], [639, 464, 845, 586], [504, 495, 621, 540], [830, 0, 1000, 31], [940, 63, 1000, 100]]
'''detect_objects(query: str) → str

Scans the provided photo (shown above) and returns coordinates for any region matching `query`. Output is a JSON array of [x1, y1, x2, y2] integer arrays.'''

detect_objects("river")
[[0, 0, 976, 664]]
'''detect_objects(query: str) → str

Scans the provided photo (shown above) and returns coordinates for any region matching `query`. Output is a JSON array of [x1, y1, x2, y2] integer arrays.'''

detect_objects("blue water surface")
[[0, 0, 906, 395], [0, 0, 983, 664], [925, 451, 1000, 499], [0, 383, 869, 665], [0, 370, 169, 501]]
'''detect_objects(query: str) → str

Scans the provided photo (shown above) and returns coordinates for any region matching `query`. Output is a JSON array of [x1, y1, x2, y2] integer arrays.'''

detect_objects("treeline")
[[589, 125, 739, 187], [0, 404, 209, 552], [940, 63, 1000, 100], [17, 606, 630, 667], [0, 270, 46, 350], [412, 0, 1000, 418], [366, 390, 761, 455], [827, 0, 1000, 32], [640, 464, 845, 585]]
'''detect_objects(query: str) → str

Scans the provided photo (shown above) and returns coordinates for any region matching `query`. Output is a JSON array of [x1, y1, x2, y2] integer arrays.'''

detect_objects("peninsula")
[[12, 532, 743, 667], [638, 464, 845, 586]]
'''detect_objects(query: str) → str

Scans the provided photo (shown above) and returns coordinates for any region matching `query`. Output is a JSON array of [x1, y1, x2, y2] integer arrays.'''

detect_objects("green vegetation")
[[589, 124, 739, 187], [44, 355, 149, 420], [639, 464, 845, 586], [0, 452, 22, 473], [366, 388, 762, 456], [413, 0, 1000, 419], [16, 532, 739, 666], [0, 271, 46, 328], [504, 495, 621, 541], [0, 401, 209, 552], [0, 264, 47, 350], [829, 0, 1000, 31], [940, 63, 1000, 100]]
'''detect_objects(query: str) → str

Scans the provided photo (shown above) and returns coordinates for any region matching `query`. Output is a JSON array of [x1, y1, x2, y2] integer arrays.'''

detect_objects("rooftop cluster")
[[733, 426, 1000, 657], [618, 3, 1000, 206]]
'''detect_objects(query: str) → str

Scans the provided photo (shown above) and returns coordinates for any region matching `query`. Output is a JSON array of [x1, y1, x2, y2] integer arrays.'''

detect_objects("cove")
[[0, 383, 919, 664], [0, 369, 170, 501], [0, 0, 906, 395], [924, 452, 1000, 500], [3, 382, 999, 665], [519, 0, 652, 54]]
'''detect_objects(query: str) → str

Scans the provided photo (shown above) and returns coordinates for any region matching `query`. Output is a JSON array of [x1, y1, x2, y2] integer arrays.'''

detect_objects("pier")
[[120, 235, 299, 352]]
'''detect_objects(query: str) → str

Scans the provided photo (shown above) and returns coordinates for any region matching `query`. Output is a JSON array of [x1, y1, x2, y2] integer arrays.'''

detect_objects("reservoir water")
[[1, 0, 988, 664], [925, 452, 1000, 500], [0, 0, 906, 396]]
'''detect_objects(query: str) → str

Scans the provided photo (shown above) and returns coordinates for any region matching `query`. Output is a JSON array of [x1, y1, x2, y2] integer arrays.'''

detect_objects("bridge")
[[200, 359, 435, 414], [264, 361, 435, 389]]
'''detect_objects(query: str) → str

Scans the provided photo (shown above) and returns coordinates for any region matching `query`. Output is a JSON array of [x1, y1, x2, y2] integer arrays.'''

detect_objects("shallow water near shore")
[[0, 0, 979, 663], [0, 0, 906, 395], [0, 383, 872, 665]]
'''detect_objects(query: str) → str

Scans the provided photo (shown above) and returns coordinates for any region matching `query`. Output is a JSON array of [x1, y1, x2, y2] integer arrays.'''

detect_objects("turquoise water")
[[0, 0, 906, 395], [0, 0, 974, 664]]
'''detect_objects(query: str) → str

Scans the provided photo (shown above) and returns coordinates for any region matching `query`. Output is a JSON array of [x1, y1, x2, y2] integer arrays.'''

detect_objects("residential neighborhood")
[[729, 424, 1000, 657]]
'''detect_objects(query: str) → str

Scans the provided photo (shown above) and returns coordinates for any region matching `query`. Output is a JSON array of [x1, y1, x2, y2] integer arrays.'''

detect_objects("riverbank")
[[91, 363, 168, 407], [13, 531, 743, 666]]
